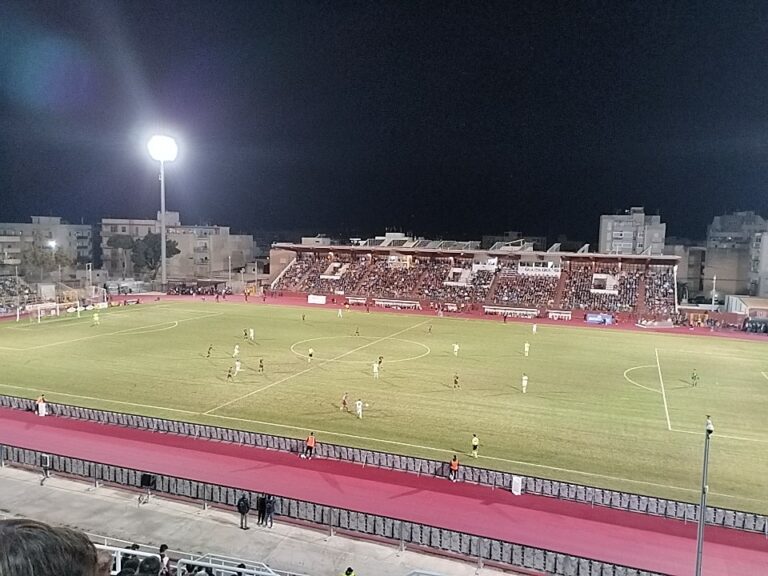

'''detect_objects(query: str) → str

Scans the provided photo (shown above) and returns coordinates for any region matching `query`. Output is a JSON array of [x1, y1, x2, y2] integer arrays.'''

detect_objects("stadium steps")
[[552, 270, 567, 309], [635, 273, 648, 316], [484, 272, 503, 304]]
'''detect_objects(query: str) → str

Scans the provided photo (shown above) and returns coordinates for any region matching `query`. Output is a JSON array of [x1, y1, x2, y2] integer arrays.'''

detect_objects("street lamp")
[[147, 135, 178, 292], [694, 415, 715, 576]]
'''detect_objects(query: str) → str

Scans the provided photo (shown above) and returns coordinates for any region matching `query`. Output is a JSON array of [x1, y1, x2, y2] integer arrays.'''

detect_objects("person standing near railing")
[[303, 432, 316, 459], [265, 495, 275, 528], [236, 494, 251, 530], [449, 455, 459, 482]]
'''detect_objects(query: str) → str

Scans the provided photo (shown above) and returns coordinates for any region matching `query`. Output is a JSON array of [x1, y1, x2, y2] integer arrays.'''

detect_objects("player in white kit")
[[234, 359, 242, 376], [355, 399, 364, 419], [524, 341, 530, 357], [233, 344, 240, 358], [521, 373, 528, 394], [372, 362, 379, 379], [453, 343, 460, 357], [532, 323, 537, 334], [249, 328, 255, 341]]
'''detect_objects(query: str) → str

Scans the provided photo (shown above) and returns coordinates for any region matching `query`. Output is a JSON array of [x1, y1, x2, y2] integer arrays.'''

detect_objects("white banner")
[[511, 475, 523, 496], [307, 294, 326, 305]]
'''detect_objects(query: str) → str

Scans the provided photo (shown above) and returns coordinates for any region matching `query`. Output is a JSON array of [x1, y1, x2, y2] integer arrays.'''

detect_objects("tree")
[[106, 235, 135, 280], [131, 232, 180, 279], [20, 245, 74, 282]]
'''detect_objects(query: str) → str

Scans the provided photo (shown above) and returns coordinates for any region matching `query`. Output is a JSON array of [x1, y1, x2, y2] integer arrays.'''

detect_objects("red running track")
[[1, 408, 766, 575]]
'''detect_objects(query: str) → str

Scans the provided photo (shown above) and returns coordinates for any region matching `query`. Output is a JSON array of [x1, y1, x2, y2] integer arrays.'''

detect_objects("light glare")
[[147, 134, 178, 162]]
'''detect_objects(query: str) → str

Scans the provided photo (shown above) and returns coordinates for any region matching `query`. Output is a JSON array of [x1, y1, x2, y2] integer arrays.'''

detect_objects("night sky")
[[3, 1, 768, 243]]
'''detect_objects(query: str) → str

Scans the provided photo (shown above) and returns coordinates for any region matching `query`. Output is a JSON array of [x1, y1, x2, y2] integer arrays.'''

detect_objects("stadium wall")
[[0, 443, 663, 576], [1, 394, 765, 536]]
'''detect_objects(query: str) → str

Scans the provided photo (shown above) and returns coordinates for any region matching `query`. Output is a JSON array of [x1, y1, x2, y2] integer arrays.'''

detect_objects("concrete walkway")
[[0, 466, 514, 576]]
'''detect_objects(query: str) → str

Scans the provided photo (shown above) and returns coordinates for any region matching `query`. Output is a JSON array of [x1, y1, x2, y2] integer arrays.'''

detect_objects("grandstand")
[[0, 275, 38, 313], [270, 243, 679, 319]]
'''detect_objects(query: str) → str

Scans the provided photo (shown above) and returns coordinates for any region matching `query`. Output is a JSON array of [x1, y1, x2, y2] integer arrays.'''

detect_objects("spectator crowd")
[[273, 251, 679, 316]]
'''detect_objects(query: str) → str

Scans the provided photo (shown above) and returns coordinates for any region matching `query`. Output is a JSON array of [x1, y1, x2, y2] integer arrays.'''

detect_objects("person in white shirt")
[[308, 347, 314, 363], [249, 328, 255, 341], [36, 394, 47, 417], [521, 373, 528, 394], [372, 362, 379, 379], [234, 359, 242, 376], [355, 399, 364, 419], [453, 343, 460, 357], [337, 308, 343, 318], [532, 323, 537, 335], [233, 344, 240, 358], [524, 341, 530, 357]]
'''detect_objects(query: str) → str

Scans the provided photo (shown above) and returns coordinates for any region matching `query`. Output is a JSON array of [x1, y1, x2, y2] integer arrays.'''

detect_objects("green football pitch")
[[1, 301, 766, 513]]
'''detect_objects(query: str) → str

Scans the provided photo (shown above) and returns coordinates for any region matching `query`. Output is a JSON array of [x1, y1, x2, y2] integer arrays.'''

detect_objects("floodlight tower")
[[147, 135, 178, 291], [694, 415, 715, 576]]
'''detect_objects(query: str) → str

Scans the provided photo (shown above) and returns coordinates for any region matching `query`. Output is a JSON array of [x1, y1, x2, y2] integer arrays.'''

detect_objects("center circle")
[[290, 335, 431, 364]]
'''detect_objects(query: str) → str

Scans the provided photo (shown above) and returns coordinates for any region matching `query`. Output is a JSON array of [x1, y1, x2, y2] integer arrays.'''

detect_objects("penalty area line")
[[654, 348, 672, 431], [204, 319, 430, 414], [15, 312, 222, 351]]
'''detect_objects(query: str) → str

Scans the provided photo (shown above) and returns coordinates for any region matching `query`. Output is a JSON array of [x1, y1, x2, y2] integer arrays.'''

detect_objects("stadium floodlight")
[[147, 134, 178, 291], [694, 415, 714, 576], [147, 135, 178, 162], [47, 240, 57, 249]]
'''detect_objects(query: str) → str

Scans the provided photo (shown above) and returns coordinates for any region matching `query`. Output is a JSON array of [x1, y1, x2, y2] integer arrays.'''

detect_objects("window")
[[121, 226, 127, 233], [110, 226, 117, 233]]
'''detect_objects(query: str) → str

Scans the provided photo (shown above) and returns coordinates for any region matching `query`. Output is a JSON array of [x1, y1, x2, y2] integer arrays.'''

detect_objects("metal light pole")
[[694, 416, 715, 576], [228, 255, 232, 287], [147, 135, 178, 293], [159, 159, 167, 290], [711, 275, 717, 308]]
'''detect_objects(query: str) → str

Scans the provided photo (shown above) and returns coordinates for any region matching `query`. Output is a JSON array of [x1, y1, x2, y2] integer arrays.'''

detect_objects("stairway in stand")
[[484, 272, 502, 305], [635, 272, 648, 318], [552, 270, 568, 309]]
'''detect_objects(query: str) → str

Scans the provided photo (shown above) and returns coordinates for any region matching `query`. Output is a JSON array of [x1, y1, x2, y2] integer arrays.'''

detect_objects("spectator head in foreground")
[[137, 555, 162, 574], [0, 518, 110, 576]]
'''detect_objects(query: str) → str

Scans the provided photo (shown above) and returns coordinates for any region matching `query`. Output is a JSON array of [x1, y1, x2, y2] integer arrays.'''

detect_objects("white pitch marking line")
[[622, 365, 662, 394], [654, 348, 672, 431], [205, 319, 430, 414], [0, 382, 759, 502], [121, 321, 179, 335], [671, 428, 768, 444], [0, 383, 198, 415], [761, 371, 768, 381], [289, 335, 431, 364], [194, 412, 753, 501], [11, 312, 222, 351]]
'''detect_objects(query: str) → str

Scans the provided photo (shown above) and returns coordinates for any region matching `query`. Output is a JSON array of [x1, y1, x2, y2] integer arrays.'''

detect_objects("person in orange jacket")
[[303, 432, 316, 459], [449, 454, 459, 482]]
